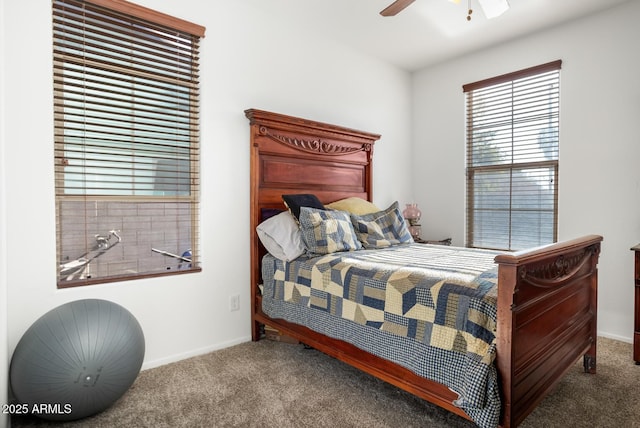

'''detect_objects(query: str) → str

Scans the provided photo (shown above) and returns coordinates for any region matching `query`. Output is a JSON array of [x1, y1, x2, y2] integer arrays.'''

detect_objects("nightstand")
[[414, 238, 452, 246], [631, 244, 640, 363]]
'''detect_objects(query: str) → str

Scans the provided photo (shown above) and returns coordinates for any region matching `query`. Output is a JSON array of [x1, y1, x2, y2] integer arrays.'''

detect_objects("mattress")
[[261, 243, 503, 428]]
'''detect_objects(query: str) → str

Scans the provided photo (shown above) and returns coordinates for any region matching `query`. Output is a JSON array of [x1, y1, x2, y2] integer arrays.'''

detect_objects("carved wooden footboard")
[[494, 235, 602, 427], [246, 108, 602, 428]]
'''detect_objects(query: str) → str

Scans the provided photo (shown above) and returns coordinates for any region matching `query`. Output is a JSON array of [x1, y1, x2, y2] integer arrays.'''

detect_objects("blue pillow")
[[299, 207, 362, 255], [350, 201, 413, 249]]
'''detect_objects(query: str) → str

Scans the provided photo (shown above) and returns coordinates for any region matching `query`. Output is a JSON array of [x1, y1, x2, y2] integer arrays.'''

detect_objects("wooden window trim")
[[86, 0, 206, 37], [463, 59, 561, 93]]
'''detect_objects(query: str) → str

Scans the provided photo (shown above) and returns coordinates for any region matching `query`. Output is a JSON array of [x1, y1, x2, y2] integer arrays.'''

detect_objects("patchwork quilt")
[[261, 243, 503, 428]]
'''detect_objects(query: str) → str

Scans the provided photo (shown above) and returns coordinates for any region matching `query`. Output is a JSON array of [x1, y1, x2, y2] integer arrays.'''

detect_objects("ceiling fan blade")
[[478, 0, 509, 19], [380, 0, 416, 17]]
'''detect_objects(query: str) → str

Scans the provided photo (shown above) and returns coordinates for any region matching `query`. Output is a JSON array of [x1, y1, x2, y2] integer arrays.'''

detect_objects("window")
[[463, 60, 561, 251], [53, 0, 205, 287]]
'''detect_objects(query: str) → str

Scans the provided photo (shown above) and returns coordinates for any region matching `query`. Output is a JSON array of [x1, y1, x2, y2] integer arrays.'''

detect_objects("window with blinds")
[[463, 60, 561, 251], [53, 0, 205, 287]]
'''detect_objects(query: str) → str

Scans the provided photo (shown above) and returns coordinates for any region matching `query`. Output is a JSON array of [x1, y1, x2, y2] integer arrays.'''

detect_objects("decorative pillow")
[[350, 201, 413, 249], [256, 211, 306, 261], [299, 206, 362, 255], [325, 197, 380, 215], [282, 194, 325, 221]]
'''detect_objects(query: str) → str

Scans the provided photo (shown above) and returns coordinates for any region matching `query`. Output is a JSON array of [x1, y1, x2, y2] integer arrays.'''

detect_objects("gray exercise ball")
[[10, 299, 145, 421]]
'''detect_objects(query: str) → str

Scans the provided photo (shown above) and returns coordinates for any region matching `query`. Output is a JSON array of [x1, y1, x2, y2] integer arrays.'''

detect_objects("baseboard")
[[141, 335, 252, 371], [598, 331, 632, 344]]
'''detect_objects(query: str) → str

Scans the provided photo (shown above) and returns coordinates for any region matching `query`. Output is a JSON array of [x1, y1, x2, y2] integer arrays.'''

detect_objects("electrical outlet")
[[229, 294, 240, 312]]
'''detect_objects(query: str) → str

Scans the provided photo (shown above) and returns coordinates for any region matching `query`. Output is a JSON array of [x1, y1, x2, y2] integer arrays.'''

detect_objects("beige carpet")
[[11, 337, 640, 427]]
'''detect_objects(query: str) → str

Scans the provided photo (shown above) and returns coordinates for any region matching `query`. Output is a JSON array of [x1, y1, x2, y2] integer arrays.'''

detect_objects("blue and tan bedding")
[[261, 243, 503, 428]]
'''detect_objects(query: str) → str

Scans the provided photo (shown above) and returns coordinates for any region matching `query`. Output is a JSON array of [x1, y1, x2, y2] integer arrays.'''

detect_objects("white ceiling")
[[247, 0, 631, 71]]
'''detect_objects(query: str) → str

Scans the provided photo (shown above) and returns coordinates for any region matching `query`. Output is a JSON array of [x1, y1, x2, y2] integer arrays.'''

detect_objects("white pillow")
[[256, 211, 305, 261]]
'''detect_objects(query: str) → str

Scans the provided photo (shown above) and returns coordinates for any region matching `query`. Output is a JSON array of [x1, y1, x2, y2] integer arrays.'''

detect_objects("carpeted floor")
[[11, 337, 640, 427]]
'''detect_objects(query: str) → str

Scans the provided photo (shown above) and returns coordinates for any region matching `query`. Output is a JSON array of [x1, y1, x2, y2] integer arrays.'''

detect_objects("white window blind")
[[53, 0, 205, 286], [463, 60, 561, 251]]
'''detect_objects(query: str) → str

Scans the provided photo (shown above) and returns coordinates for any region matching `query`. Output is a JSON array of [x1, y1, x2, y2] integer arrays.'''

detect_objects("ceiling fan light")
[[477, 0, 509, 19]]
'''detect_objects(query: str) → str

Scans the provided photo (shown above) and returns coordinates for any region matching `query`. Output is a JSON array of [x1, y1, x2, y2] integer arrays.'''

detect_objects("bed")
[[246, 108, 602, 428]]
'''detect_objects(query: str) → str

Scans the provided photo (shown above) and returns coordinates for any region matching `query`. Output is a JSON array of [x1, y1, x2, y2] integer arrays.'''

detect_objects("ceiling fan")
[[380, 0, 509, 20]]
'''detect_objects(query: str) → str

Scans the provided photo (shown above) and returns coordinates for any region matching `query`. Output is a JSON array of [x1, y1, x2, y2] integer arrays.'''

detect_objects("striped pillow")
[[299, 207, 362, 255], [350, 201, 413, 249]]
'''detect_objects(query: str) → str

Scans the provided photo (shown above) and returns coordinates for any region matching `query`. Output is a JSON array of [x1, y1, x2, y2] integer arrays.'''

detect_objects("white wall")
[[1, 0, 9, 424], [412, 0, 640, 341], [1, 0, 412, 380]]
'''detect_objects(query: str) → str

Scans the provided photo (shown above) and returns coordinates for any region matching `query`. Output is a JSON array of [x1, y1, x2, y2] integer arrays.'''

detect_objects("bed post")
[[365, 142, 374, 202], [495, 261, 517, 428], [248, 112, 262, 342], [584, 244, 600, 374]]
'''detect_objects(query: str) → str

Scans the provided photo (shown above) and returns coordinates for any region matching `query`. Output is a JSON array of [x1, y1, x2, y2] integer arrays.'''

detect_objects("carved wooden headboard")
[[245, 109, 380, 332]]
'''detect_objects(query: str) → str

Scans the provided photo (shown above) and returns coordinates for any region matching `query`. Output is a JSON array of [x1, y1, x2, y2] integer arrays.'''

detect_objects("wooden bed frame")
[[246, 108, 602, 428]]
